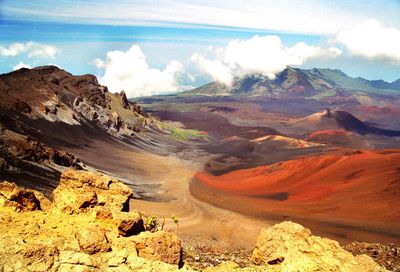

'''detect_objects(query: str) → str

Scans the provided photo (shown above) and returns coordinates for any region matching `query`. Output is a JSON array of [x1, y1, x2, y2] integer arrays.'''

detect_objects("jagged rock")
[[118, 90, 146, 116], [134, 230, 182, 265], [53, 170, 133, 214], [251, 221, 388, 272], [0, 66, 150, 136], [75, 226, 111, 254], [119, 91, 130, 109], [114, 211, 145, 237], [0, 181, 43, 211]]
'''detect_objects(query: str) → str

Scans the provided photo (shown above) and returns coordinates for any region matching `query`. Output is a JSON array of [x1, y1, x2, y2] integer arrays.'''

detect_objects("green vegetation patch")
[[161, 122, 210, 142]]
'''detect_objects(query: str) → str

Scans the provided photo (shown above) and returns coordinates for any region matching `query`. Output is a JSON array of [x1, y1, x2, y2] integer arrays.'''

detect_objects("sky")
[[1, 0, 400, 97]]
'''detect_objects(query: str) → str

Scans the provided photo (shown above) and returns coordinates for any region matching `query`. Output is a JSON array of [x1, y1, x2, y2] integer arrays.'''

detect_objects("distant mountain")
[[370, 78, 400, 90], [191, 67, 400, 96]]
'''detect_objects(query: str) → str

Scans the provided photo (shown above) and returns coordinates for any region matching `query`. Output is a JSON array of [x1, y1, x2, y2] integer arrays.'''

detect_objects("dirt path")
[[129, 155, 272, 251], [68, 139, 272, 250]]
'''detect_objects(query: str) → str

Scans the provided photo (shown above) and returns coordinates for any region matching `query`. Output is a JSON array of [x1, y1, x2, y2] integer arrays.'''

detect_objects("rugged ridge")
[[0, 66, 149, 136]]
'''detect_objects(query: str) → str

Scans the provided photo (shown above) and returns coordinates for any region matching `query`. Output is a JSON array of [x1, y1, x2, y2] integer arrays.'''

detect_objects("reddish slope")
[[194, 150, 400, 243], [306, 129, 368, 148]]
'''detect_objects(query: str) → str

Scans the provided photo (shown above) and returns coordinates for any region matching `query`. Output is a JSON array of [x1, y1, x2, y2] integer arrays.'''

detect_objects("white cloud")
[[0, 42, 58, 58], [94, 45, 184, 97], [12, 62, 31, 70], [335, 19, 400, 64], [190, 53, 233, 85], [191, 35, 341, 85]]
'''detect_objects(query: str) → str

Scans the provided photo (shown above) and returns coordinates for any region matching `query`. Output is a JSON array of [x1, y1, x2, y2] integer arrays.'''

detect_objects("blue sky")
[[1, 0, 400, 97]]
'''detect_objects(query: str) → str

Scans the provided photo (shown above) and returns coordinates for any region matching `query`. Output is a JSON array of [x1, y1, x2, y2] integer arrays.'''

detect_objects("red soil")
[[194, 149, 400, 243], [308, 129, 349, 137], [306, 129, 368, 148]]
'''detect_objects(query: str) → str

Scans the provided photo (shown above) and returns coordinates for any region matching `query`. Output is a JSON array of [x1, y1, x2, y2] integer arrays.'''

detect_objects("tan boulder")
[[75, 226, 111, 254], [133, 230, 182, 266], [251, 221, 388, 272], [53, 170, 133, 214]]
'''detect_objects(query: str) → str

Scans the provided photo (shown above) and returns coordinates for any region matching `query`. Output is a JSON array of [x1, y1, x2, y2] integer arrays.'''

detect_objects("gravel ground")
[[345, 242, 400, 272]]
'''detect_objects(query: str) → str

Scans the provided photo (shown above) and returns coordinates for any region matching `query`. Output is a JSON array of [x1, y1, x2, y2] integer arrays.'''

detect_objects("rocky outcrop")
[[0, 170, 185, 271], [53, 170, 133, 214], [75, 226, 111, 254], [0, 66, 150, 136], [118, 90, 146, 116], [251, 221, 388, 272], [134, 230, 182, 265], [0, 125, 82, 169]]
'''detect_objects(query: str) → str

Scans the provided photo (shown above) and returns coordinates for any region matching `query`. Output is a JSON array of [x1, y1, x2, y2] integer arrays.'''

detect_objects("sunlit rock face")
[[251, 221, 388, 272], [0, 170, 185, 271]]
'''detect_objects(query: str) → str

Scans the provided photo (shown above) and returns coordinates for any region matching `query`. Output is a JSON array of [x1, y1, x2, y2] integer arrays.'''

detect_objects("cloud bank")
[[335, 19, 400, 64], [94, 45, 184, 97], [3, 0, 399, 35], [191, 35, 341, 85], [0, 42, 58, 58]]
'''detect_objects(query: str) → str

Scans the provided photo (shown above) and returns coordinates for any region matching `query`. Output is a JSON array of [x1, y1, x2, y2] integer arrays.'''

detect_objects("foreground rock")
[[0, 170, 390, 272], [134, 230, 182, 265], [0, 170, 184, 271], [251, 221, 388, 272], [53, 170, 133, 214]]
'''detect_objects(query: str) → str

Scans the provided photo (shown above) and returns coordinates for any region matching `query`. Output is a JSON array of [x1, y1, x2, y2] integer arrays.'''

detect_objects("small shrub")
[[144, 214, 165, 232], [171, 214, 179, 227]]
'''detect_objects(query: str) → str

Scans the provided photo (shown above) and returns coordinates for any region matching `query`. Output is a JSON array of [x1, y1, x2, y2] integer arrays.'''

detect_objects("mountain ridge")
[[191, 67, 400, 96]]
